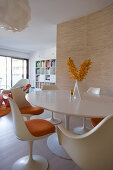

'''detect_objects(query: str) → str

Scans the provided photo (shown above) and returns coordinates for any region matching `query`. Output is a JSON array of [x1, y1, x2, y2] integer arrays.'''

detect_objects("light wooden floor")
[[0, 110, 92, 170]]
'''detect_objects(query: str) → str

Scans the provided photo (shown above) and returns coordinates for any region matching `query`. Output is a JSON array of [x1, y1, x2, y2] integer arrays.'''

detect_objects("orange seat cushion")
[[0, 104, 11, 117], [91, 118, 103, 127], [25, 119, 55, 137], [20, 106, 44, 115]]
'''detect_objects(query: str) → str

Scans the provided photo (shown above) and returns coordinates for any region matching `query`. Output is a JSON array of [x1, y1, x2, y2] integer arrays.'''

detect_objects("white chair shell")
[[8, 97, 53, 170], [58, 114, 113, 170], [2, 78, 29, 94], [87, 87, 100, 95]]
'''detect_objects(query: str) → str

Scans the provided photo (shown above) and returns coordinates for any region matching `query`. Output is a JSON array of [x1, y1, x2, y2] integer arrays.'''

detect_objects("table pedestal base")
[[45, 112, 62, 125], [45, 118, 61, 125], [73, 117, 91, 135], [47, 133, 70, 159], [73, 126, 90, 135]]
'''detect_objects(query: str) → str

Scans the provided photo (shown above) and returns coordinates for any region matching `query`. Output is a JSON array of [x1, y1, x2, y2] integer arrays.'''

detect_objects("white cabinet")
[[35, 59, 56, 88]]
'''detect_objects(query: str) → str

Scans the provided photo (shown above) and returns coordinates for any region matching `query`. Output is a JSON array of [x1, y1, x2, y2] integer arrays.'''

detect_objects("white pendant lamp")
[[0, 0, 31, 32]]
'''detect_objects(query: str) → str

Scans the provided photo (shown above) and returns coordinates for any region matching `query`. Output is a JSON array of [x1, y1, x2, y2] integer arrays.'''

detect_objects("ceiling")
[[0, 0, 112, 53]]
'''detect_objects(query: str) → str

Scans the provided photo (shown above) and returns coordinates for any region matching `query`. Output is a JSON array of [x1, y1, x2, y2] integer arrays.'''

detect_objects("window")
[[0, 56, 28, 89]]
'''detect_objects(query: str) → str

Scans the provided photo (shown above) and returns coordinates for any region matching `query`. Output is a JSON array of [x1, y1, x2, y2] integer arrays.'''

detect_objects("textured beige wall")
[[56, 3, 113, 94]]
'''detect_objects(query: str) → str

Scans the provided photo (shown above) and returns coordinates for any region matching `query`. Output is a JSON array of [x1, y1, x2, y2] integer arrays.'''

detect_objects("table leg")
[[65, 115, 69, 130], [47, 115, 70, 159]]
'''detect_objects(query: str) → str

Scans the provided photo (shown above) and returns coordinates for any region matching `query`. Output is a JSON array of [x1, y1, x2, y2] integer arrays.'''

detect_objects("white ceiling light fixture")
[[0, 0, 31, 32]]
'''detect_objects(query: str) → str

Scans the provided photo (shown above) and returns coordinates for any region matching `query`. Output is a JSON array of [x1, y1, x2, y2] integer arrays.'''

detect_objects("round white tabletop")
[[26, 90, 113, 159], [26, 90, 113, 119]]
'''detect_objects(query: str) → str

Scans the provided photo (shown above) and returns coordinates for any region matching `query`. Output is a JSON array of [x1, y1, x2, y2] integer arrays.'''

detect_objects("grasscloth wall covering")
[[56, 3, 113, 94]]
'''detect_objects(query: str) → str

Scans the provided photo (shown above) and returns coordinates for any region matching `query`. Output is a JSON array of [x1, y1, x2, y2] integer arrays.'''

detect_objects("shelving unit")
[[35, 59, 56, 89]]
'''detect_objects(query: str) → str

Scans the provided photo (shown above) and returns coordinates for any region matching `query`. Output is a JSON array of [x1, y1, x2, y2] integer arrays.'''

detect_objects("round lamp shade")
[[0, 0, 31, 32]]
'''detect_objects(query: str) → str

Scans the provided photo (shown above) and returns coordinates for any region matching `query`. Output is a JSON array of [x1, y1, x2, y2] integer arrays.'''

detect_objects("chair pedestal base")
[[12, 155, 48, 170], [45, 117, 62, 125], [47, 133, 70, 159], [73, 126, 90, 135]]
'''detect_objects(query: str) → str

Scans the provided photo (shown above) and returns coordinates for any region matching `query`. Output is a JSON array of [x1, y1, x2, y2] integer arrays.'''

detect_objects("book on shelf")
[[51, 59, 56, 67], [46, 60, 50, 67], [41, 60, 46, 67], [36, 61, 40, 67]]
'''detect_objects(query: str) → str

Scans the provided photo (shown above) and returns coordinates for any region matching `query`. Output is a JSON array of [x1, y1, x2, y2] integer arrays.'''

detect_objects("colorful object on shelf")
[[36, 61, 40, 68], [46, 60, 50, 67], [67, 57, 92, 82], [51, 59, 56, 67], [40, 60, 46, 68]]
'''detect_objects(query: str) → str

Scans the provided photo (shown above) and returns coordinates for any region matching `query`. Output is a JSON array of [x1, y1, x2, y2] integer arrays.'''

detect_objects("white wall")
[[0, 48, 29, 59], [29, 47, 56, 87]]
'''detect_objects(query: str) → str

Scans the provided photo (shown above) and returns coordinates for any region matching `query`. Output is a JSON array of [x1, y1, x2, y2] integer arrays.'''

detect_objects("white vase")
[[73, 80, 81, 100]]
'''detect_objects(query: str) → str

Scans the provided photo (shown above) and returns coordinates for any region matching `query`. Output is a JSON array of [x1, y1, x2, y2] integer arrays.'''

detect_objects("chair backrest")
[[57, 115, 113, 170], [11, 88, 30, 108], [42, 85, 58, 90], [87, 87, 100, 95], [8, 97, 32, 140], [12, 79, 29, 89]]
